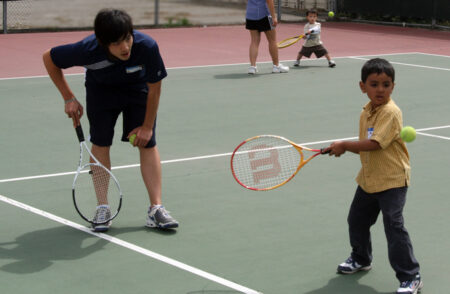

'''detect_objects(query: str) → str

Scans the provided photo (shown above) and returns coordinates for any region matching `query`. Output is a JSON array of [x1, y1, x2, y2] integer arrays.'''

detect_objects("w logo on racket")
[[249, 144, 281, 184]]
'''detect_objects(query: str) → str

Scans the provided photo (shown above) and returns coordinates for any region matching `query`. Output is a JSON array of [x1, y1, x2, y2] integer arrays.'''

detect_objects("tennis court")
[[0, 23, 449, 294]]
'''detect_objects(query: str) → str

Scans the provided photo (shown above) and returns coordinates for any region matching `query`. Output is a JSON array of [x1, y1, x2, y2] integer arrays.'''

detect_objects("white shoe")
[[248, 66, 258, 74], [293, 60, 300, 67], [272, 63, 289, 73]]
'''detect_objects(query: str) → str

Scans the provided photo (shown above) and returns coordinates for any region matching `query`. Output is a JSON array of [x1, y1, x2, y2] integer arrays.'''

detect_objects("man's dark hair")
[[94, 9, 133, 47], [306, 9, 318, 16], [361, 58, 395, 83]]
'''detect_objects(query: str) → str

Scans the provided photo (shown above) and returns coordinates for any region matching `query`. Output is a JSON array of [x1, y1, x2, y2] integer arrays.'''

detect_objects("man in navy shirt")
[[43, 8, 178, 232]]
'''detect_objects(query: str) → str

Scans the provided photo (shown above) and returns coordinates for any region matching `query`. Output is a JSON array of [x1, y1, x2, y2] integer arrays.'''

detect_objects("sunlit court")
[[1, 1, 449, 293]]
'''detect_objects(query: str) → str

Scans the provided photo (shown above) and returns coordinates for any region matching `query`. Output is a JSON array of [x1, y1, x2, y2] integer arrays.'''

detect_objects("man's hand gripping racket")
[[231, 135, 329, 191], [72, 123, 123, 225]]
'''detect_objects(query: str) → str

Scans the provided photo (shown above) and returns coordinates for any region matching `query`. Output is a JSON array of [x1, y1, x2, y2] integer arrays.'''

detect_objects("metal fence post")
[[2, 0, 7, 34], [277, 0, 281, 21], [155, 0, 159, 26]]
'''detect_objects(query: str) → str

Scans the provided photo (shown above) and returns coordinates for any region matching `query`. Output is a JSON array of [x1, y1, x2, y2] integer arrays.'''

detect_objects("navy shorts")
[[86, 86, 156, 148], [246, 16, 274, 32]]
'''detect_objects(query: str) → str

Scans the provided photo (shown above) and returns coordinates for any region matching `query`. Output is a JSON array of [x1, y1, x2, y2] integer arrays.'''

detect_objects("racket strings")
[[232, 137, 302, 189]]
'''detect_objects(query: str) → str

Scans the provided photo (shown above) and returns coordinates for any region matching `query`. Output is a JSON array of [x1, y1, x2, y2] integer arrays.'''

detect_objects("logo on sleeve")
[[367, 127, 374, 139]]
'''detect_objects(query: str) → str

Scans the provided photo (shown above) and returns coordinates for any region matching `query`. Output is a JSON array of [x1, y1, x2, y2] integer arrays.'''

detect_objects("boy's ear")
[[359, 81, 366, 93]]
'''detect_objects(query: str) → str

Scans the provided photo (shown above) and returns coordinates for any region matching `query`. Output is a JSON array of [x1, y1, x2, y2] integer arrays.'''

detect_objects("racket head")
[[231, 135, 317, 191], [277, 35, 303, 48], [72, 159, 122, 225]]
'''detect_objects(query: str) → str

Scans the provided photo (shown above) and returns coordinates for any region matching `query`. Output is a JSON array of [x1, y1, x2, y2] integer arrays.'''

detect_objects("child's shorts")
[[300, 44, 328, 58], [86, 86, 157, 148], [246, 15, 274, 32]]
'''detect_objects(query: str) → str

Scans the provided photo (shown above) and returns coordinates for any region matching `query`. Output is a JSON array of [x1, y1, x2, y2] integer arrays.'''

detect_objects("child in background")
[[294, 9, 336, 68]]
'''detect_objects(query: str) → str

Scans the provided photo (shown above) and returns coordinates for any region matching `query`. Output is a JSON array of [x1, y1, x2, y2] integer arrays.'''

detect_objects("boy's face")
[[307, 13, 317, 24], [108, 33, 133, 61], [360, 73, 395, 108]]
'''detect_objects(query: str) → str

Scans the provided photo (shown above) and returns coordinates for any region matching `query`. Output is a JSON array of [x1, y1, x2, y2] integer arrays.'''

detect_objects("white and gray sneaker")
[[91, 205, 111, 232], [337, 256, 372, 274], [146, 205, 179, 229], [272, 63, 289, 73], [248, 66, 258, 74], [396, 274, 423, 294]]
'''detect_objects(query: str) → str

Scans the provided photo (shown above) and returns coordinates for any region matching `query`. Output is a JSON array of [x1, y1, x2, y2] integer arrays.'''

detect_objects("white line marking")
[[2, 125, 449, 184], [416, 132, 450, 140], [0, 52, 426, 81], [349, 56, 450, 71], [0, 194, 262, 294]]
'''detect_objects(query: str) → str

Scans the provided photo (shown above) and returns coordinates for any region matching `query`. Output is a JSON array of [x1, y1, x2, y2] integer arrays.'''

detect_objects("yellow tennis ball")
[[129, 134, 137, 145], [328, 11, 335, 17], [400, 126, 416, 143]]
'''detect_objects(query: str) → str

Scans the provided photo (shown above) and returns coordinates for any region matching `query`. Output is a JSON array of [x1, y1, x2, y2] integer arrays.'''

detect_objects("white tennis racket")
[[72, 124, 123, 225]]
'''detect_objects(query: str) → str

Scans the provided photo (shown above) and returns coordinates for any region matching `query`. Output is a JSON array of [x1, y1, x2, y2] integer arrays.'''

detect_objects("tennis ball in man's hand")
[[328, 11, 335, 17], [129, 134, 137, 145], [400, 126, 416, 143]]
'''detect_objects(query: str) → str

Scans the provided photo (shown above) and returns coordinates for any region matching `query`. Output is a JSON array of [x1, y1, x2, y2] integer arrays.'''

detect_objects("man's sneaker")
[[396, 274, 423, 294], [329, 60, 336, 67], [293, 60, 300, 67], [146, 205, 179, 229], [337, 257, 372, 274], [91, 205, 111, 232], [248, 66, 258, 74], [272, 63, 289, 73]]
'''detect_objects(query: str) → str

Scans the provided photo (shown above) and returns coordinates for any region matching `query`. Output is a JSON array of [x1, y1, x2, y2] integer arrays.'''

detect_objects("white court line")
[[0, 52, 424, 81], [0, 194, 263, 294], [349, 56, 450, 71], [416, 132, 450, 140], [2, 125, 449, 184]]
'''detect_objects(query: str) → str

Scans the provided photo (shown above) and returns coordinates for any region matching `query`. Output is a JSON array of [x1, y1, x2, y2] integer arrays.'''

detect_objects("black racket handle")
[[320, 148, 331, 154], [75, 125, 85, 143]]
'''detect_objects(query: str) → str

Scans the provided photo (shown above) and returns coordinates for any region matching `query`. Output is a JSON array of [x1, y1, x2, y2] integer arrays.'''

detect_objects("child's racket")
[[277, 35, 304, 48], [231, 135, 329, 191], [72, 124, 123, 225]]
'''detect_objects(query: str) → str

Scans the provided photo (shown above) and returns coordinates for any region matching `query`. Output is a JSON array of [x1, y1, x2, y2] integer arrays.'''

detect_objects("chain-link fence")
[[1, 0, 338, 34]]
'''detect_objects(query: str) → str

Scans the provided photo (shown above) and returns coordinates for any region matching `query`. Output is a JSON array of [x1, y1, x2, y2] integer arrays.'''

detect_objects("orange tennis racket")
[[231, 135, 329, 191]]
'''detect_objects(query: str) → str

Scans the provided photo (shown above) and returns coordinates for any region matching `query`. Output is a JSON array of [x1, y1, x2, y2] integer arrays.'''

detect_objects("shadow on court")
[[0, 226, 107, 273], [303, 272, 391, 294], [214, 73, 263, 79], [106, 225, 177, 236], [186, 291, 241, 294]]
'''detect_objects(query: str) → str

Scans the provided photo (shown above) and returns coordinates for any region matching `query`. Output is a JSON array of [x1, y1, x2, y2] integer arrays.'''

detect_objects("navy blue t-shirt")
[[50, 30, 167, 92]]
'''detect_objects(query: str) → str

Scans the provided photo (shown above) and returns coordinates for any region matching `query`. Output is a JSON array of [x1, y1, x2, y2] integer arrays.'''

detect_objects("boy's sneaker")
[[272, 63, 289, 73], [146, 205, 179, 229], [396, 274, 423, 294], [293, 60, 300, 67], [329, 60, 336, 67], [91, 205, 111, 232], [248, 66, 258, 74], [337, 257, 372, 274]]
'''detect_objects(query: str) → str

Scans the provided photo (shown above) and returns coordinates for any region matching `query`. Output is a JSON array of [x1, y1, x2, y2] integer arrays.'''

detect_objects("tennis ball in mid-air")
[[129, 134, 137, 145], [328, 11, 335, 17], [400, 126, 416, 143]]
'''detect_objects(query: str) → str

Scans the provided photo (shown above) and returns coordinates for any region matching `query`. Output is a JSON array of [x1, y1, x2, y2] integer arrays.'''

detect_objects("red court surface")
[[0, 22, 449, 78]]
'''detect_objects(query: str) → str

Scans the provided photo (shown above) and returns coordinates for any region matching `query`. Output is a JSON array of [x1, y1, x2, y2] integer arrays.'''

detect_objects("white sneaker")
[[293, 60, 300, 67], [248, 66, 258, 74], [272, 63, 289, 73]]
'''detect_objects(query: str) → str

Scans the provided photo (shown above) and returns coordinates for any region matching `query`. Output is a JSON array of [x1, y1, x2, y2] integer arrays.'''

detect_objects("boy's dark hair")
[[361, 58, 395, 83], [306, 9, 318, 16], [94, 9, 133, 47]]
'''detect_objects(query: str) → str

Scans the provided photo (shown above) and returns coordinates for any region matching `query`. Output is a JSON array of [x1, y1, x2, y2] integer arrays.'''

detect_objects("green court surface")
[[0, 53, 449, 293]]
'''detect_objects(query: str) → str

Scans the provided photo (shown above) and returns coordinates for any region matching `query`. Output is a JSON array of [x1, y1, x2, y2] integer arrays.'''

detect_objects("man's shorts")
[[86, 86, 156, 148], [300, 44, 328, 58], [246, 15, 274, 32]]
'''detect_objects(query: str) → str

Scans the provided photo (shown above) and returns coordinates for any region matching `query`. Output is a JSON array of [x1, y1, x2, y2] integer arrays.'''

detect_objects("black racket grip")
[[75, 125, 85, 142], [320, 148, 331, 154]]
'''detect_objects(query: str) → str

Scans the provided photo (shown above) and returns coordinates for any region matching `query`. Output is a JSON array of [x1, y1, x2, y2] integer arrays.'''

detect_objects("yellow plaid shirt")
[[356, 98, 410, 193]]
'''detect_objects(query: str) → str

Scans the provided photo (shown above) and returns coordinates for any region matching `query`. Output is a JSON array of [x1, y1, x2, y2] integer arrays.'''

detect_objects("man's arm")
[[129, 80, 162, 147], [43, 49, 83, 127]]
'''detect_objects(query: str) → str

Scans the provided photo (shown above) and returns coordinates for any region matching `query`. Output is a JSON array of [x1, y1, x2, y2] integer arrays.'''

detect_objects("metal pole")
[[3, 1, 7, 34], [277, 0, 281, 21], [154, 0, 159, 26]]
